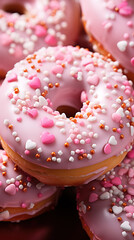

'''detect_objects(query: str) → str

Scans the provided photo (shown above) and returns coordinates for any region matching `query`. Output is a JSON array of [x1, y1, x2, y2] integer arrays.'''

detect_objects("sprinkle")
[[41, 132, 55, 144], [25, 140, 37, 150]]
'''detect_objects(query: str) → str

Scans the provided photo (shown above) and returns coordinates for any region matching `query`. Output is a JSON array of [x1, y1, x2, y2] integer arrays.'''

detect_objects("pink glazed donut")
[[0, 149, 60, 222], [0, 0, 80, 79], [0, 46, 134, 186], [80, 0, 134, 79], [77, 149, 134, 240]]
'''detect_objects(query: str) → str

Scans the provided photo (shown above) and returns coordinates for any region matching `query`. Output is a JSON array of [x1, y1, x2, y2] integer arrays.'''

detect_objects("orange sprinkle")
[[100, 124, 105, 129], [119, 96, 123, 100], [36, 68, 40, 73], [48, 83, 53, 88], [14, 88, 19, 94], [126, 115, 131, 120], [23, 69, 28, 72], [42, 90, 48, 97], [78, 155, 83, 160], [51, 152, 56, 157], [109, 208, 113, 213], [113, 128, 117, 132], [27, 59, 32, 64], [130, 122, 134, 126], [122, 202, 127, 207], [8, 124, 13, 129], [91, 186, 96, 191], [86, 101, 90, 105], [31, 65, 35, 69], [121, 103, 126, 109], [36, 153, 40, 158], [3, 162, 7, 166], [114, 84, 118, 88], [132, 232, 134, 236], [115, 7, 119, 12], [120, 124, 124, 128], [23, 188, 27, 192], [2, 172, 6, 176], [55, 83, 60, 87], [61, 63, 65, 68], [64, 142, 69, 147], [94, 104, 101, 109], [117, 217, 122, 222], [38, 59, 41, 63], [83, 153, 87, 158], [90, 149, 95, 155], [120, 134, 124, 139], [87, 205, 91, 211], [46, 157, 51, 162]]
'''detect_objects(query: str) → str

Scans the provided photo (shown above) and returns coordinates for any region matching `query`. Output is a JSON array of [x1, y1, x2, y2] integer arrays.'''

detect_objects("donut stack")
[[0, 1, 134, 240]]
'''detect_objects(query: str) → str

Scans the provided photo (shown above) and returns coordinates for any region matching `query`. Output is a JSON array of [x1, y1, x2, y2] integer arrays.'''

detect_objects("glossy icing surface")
[[0, 149, 58, 220], [80, 0, 134, 75], [0, 46, 134, 171], [0, 0, 80, 75], [77, 149, 134, 240]]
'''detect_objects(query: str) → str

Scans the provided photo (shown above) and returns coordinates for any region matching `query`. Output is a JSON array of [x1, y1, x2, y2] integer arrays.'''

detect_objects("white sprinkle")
[[100, 192, 110, 200], [4, 119, 9, 126], [120, 221, 131, 231], [19, 184, 23, 190], [56, 121, 65, 127], [25, 140, 37, 150], [36, 183, 45, 190], [16, 175, 22, 180], [117, 40, 127, 52], [112, 206, 123, 215], [57, 158, 61, 163], [15, 137, 20, 142], [109, 136, 117, 145], [37, 147, 42, 153], [58, 150, 63, 156], [122, 231, 127, 237]]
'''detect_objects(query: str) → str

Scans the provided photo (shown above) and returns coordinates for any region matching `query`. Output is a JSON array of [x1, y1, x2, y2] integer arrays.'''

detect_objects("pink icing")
[[0, 46, 134, 185], [80, 0, 134, 75], [0, 0, 80, 77], [77, 149, 134, 240], [0, 150, 59, 221]]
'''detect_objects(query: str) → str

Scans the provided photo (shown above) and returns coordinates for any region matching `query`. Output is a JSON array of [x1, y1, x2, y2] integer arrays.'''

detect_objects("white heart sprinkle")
[[117, 40, 127, 52], [109, 136, 117, 145], [116, 107, 125, 117], [120, 221, 131, 231], [25, 140, 36, 150], [112, 206, 123, 215], [100, 192, 110, 200]]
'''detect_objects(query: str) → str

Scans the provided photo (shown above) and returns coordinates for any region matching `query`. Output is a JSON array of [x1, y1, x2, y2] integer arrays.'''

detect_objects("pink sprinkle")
[[119, 6, 133, 16], [5, 184, 16, 195], [129, 178, 134, 185], [117, 128, 121, 133], [125, 89, 131, 96], [55, 52, 64, 60], [8, 93, 13, 99], [27, 176, 31, 182], [81, 58, 93, 66], [127, 187, 134, 195], [124, 205, 134, 214], [124, 33, 129, 40], [104, 143, 111, 154], [17, 117, 22, 122], [89, 193, 98, 203], [81, 91, 88, 102], [127, 149, 134, 158], [15, 180, 20, 187], [27, 108, 38, 118], [0, 181, 2, 187], [52, 65, 64, 75], [25, 150, 30, 155], [41, 117, 54, 128], [7, 74, 17, 82], [45, 35, 57, 46], [131, 57, 134, 66], [21, 203, 27, 208], [111, 177, 121, 186], [35, 25, 47, 37], [128, 168, 134, 178], [125, 194, 131, 201], [28, 77, 41, 89], [85, 138, 91, 144], [41, 132, 55, 144], [87, 74, 100, 86], [74, 139, 79, 144], [50, 1, 60, 9], [106, 83, 112, 89], [38, 193, 43, 198], [131, 105, 134, 117], [101, 180, 113, 188], [127, 21, 133, 27], [112, 113, 121, 123], [118, 168, 128, 176]]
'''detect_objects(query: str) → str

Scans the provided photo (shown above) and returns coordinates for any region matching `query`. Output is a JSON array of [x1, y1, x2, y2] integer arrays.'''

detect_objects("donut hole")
[[3, 3, 26, 15], [56, 105, 80, 118]]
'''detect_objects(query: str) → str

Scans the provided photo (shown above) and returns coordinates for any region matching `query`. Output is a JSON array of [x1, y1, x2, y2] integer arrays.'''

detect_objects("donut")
[[0, 0, 80, 79], [0, 149, 60, 221], [80, 0, 134, 79], [0, 46, 134, 186], [76, 148, 134, 240]]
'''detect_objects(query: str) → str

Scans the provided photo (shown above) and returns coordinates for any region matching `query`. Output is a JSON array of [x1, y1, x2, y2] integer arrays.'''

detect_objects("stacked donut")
[[0, 1, 134, 240]]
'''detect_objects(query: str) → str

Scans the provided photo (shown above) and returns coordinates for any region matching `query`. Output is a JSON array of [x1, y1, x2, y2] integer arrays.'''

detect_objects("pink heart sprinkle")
[[124, 205, 134, 214], [5, 184, 16, 195], [45, 35, 57, 46], [112, 113, 121, 123], [104, 143, 111, 154], [41, 132, 55, 144], [27, 109, 38, 118], [41, 117, 54, 128], [35, 25, 47, 37], [7, 73, 17, 82], [52, 65, 64, 75], [127, 149, 134, 159], [89, 193, 98, 203], [111, 177, 121, 186], [87, 74, 100, 86], [28, 77, 41, 89], [128, 187, 134, 196]]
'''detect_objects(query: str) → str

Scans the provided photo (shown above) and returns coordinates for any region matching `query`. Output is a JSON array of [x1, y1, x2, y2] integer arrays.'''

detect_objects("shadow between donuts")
[[2, 2, 26, 15]]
